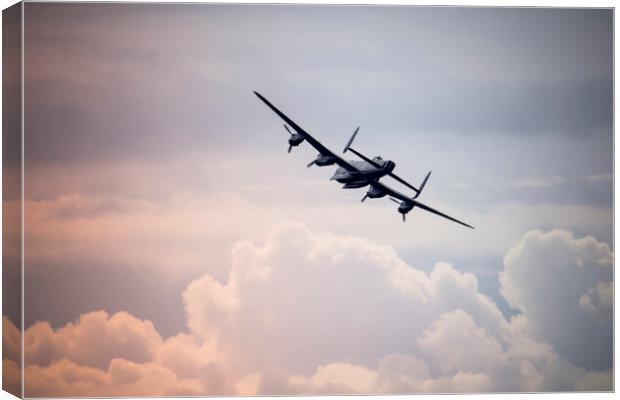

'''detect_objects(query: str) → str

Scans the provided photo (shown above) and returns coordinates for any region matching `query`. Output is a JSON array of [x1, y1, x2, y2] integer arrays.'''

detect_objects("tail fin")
[[413, 171, 431, 199], [343, 127, 360, 153]]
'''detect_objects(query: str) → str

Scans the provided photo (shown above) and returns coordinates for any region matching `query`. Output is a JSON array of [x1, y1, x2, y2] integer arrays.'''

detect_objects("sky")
[[2, 3, 613, 396]]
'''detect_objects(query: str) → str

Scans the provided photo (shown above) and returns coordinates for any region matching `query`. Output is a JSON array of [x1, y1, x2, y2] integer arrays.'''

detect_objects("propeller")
[[361, 194, 368, 202], [284, 124, 293, 153], [307, 160, 316, 168], [284, 124, 298, 153], [388, 198, 406, 222]]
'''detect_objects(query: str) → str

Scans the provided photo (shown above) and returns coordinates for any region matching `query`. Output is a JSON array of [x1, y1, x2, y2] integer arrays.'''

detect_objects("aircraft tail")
[[343, 127, 360, 153], [413, 171, 431, 199]]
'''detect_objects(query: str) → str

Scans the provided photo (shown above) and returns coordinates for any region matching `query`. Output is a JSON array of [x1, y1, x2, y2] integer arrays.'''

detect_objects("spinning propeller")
[[389, 197, 407, 222], [284, 124, 294, 153]]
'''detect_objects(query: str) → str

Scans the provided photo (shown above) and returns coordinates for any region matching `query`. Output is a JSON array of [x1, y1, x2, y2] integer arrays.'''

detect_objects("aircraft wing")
[[254, 91, 358, 172], [373, 181, 474, 229], [372, 181, 413, 204]]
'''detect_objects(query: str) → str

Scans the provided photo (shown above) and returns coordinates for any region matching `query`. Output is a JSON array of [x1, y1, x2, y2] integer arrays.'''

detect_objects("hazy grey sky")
[[24, 5, 611, 161], [12, 4, 613, 395]]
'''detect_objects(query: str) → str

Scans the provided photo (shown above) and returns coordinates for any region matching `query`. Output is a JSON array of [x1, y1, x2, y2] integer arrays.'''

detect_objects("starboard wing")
[[372, 181, 474, 229]]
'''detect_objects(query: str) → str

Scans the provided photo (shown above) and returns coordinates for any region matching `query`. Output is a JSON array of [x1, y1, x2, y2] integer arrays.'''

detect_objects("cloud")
[[579, 281, 613, 317], [23, 5, 612, 166], [3, 316, 21, 364], [24, 311, 163, 370], [585, 174, 613, 183], [23, 358, 207, 397], [181, 222, 512, 377], [417, 310, 504, 377], [3, 359, 21, 396], [22, 188, 613, 282], [512, 175, 567, 189], [6, 222, 613, 396], [500, 229, 613, 370], [22, 192, 280, 277]]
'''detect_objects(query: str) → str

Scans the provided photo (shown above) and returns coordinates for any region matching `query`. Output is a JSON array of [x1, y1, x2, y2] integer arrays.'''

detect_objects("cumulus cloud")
[[24, 310, 163, 370], [3, 316, 21, 364], [3, 359, 21, 396], [500, 229, 613, 371], [579, 282, 613, 317], [23, 358, 207, 397], [6, 222, 613, 396], [181, 222, 510, 378]]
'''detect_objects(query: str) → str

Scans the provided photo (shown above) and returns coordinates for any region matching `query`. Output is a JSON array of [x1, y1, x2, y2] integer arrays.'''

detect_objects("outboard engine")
[[398, 201, 415, 215], [397, 201, 415, 222], [389, 198, 415, 222], [284, 124, 304, 153]]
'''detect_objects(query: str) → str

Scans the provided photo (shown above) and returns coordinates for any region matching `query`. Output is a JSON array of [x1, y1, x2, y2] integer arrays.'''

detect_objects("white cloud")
[[285, 353, 494, 394], [6, 222, 613, 396], [500, 229, 613, 371], [417, 310, 504, 377], [181, 222, 511, 378]]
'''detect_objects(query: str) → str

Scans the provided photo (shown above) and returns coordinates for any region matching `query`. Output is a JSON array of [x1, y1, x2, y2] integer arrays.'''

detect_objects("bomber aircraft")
[[254, 91, 474, 229]]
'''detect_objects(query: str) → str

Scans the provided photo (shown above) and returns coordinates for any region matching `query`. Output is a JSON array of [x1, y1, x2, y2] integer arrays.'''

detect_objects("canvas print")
[[2, 3, 614, 397]]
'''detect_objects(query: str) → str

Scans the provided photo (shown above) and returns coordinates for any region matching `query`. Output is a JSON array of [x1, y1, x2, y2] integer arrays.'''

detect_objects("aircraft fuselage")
[[331, 159, 396, 187]]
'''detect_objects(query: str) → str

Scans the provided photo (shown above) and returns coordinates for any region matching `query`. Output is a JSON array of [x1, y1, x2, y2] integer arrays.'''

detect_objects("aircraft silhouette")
[[254, 91, 473, 229]]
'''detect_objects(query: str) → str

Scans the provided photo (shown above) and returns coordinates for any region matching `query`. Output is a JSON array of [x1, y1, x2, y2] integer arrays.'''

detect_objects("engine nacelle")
[[314, 154, 336, 167], [398, 202, 415, 215], [366, 184, 387, 199], [288, 133, 304, 147]]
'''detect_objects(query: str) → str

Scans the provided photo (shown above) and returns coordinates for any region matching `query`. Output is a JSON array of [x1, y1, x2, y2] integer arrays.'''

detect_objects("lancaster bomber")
[[254, 91, 473, 229]]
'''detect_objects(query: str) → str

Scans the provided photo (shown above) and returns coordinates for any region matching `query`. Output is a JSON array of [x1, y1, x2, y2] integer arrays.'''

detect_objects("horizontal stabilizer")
[[414, 171, 431, 199], [343, 127, 360, 153], [348, 147, 383, 169], [389, 172, 420, 194]]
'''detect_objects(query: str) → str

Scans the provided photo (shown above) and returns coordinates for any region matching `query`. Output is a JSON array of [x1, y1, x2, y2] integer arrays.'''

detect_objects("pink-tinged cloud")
[[24, 310, 163, 369], [21, 183, 612, 279], [23, 358, 207, 397], [5, 222, 613, 396]]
